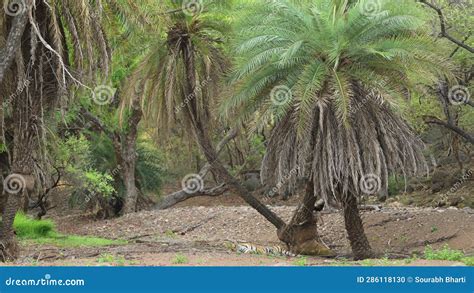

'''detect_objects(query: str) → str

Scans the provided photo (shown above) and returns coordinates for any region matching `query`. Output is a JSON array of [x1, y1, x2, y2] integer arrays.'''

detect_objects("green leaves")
[[227, 0, 453, 128]]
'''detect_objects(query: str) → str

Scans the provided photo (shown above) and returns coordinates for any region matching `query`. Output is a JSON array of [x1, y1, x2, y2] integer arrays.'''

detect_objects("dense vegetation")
[[0, 0, 472, 262]]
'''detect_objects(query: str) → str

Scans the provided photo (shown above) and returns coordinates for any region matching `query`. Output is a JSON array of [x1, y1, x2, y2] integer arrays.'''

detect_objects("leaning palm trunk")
[[180, 38, 286, 229]]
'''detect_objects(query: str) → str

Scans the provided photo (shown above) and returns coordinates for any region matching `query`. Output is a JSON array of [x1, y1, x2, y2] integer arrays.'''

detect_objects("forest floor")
[[7, 191, 474, 266]]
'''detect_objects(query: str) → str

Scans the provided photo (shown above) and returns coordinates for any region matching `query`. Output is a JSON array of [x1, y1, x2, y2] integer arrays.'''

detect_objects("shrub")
[[424, 245, 464, 261]]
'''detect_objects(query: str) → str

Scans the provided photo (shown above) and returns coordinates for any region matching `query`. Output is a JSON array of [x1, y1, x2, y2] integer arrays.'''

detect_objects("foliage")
[[172, 254, 189, 264], [424, 245, 464, 261]]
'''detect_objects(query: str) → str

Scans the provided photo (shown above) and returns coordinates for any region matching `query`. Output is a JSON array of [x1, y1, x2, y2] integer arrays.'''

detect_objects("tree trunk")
[[277, 178, 334, 256], [0, 2, 29, 84], [181, 38, 286, 230], [121, 160, 138, 214], [341, 194, 374, 260], [0, 190, 21, 262], [121, 93, 142, 214]]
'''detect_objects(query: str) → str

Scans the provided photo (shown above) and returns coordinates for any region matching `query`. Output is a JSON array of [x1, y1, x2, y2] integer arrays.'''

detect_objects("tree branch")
[[424, 115, 474, 144], [418, 0, 474, 54]]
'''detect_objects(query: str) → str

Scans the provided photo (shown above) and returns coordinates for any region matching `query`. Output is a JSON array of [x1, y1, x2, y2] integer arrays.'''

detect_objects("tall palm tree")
[[0, 0, 109, 261], [225, 0, 453, 259], [122, 0, 297, 234]]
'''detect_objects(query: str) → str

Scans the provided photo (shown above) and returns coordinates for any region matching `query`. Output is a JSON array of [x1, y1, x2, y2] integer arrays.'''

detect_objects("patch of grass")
[[28, 234, 126, 247], [97, 253, 126, 266], [11, 213, 55, 238], [430, 226, 438, 233], [164, 230, 178, 238], [172, 254, 189, 264], [461, 257, 474, 266], [293, 256, 308, 266], [424, 245, 464, 261], [7, 213, 125, 248]]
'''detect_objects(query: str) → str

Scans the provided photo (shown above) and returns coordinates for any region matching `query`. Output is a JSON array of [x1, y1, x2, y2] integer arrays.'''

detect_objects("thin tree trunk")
[[341, 193, 374, 260], [120, 95, 142, 214]]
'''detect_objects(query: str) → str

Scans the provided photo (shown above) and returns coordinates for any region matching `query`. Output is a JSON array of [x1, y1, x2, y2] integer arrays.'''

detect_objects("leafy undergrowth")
[[8, 213, 126, 247], [424, 245, 474, 266]]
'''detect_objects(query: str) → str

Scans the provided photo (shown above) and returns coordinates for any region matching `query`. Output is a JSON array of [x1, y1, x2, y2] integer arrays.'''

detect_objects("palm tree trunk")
[[341, 193, 374, 260], [181, 39, 285, 229], [0, 191, 21, 262]]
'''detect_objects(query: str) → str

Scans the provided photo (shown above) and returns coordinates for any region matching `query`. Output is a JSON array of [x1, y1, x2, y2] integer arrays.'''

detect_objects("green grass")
[[172, 254, 189, 264], [461, 257, 474, 266], [292, 256, 308, 266], [424, 245, 464, 261], [27, 234, 126, 247], [97, 253, 126, 266], [424, 245, 473, 266], [3, 213, 125, 248], [12, 213, 55, 238]]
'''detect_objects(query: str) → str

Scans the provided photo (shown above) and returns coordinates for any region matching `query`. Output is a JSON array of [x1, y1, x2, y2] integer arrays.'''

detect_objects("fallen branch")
[[172, 215, 218, 235], [156, 183, 228, 210]]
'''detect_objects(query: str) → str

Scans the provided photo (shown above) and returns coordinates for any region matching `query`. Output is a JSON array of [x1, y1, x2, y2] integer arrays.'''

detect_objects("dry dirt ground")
[[7, 192, 474, 266]]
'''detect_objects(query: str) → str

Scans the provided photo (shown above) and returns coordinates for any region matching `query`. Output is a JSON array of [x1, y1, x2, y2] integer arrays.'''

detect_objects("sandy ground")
[[6, 201, 473, 266]]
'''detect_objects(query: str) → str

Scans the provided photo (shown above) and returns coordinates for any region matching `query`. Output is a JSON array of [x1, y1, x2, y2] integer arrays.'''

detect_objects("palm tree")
[[225, 0, 453, 259], [122, 0, 297, 233], [0, 0, 109, 261]]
